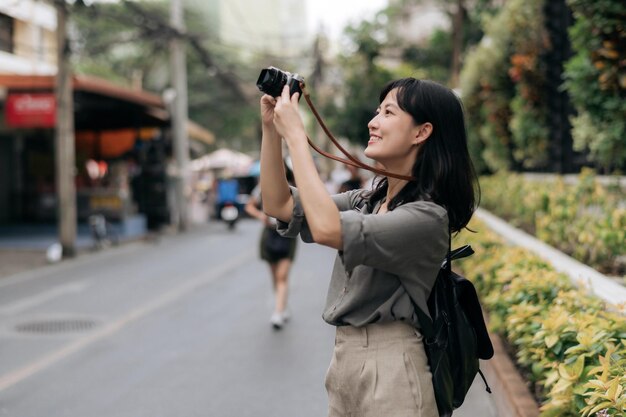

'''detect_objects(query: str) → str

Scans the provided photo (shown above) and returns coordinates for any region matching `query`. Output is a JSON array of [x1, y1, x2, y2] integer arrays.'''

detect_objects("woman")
[[260, 78, 479, 416], [244, 169, 297, 330]]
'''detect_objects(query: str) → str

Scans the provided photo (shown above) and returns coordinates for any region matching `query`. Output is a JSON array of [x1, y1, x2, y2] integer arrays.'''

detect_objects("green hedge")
[[460, 0, 551, 172], [460, 0, 626, 173], [460, 0, 517, 172], [564, 0, 626, 171], [479, 170, 626, 277], [457, 220, 626, 416]]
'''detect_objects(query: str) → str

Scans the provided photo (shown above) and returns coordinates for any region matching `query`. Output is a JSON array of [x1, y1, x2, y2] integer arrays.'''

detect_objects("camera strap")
[[301, 85, 416, 182]]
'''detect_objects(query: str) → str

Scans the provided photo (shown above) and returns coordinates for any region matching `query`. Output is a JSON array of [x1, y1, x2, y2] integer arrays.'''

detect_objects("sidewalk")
[[0, 224, 94, 279], [0, 249, 48, 278], [0, 221, 159, 279]]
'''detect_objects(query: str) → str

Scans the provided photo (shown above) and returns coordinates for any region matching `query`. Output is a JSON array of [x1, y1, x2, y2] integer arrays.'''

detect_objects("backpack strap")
[[442, 245, 474, 269], [354, 193, 367, 212], [415, 228, 453, 345], [417, 234, 476, 345], [415, 298, 435, 343]]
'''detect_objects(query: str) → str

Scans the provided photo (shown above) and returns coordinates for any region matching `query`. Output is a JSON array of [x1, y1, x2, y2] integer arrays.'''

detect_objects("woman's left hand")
[[273, 85, 306, 144]]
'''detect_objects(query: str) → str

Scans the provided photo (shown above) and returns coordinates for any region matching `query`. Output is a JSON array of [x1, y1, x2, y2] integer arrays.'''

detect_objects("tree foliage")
[[507, 0, 550, 169], [323, 17, 394, 146], [461, 0, 553, 173], [461, 0, 626, 173], [327, 0, 503, 150], [460, 4, 516, 173], [563, 0, 626, 172]]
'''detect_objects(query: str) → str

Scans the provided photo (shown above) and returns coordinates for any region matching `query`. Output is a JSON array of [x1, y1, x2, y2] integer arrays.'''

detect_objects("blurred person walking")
[[245, 167, 297, 330]]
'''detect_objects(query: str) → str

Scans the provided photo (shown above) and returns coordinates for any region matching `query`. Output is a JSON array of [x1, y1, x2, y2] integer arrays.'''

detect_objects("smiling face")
[[364, 89, 424, 173]]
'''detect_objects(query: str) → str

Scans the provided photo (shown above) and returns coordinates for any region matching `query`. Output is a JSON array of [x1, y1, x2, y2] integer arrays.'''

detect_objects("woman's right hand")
[[260, 94, 277, 129]]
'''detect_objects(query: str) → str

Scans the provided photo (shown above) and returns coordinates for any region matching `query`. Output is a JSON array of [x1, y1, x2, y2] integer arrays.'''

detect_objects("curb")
[[483, 331, 540, 417]]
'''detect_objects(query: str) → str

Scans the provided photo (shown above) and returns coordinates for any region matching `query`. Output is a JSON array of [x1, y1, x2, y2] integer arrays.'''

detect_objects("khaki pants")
[[325, 321, 439, 417]]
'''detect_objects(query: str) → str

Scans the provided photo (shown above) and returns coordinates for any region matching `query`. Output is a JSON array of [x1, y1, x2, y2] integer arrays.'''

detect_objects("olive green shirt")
[[277, 187, 449, 329]]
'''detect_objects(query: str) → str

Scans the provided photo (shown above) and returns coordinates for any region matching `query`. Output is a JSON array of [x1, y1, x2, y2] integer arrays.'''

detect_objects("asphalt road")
[[0, 219, 496, 417]]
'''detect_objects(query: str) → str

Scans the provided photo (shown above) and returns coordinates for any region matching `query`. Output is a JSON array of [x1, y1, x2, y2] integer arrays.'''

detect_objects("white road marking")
[[0, 282, 91, 315]]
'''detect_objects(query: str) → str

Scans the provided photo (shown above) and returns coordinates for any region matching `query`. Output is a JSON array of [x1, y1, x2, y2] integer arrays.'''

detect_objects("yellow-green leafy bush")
[[479, 170, 626, 277], [456, 220, 626, 416]]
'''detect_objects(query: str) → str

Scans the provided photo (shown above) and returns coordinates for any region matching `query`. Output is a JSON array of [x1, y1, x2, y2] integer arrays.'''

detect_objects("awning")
[[75, 127, 159, 159], [0, 74, 214, 144], [0, 74, 166, 129]]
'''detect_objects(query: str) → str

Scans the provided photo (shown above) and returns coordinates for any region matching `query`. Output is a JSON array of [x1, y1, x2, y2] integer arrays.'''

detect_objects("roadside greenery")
[[327, 1, 500, 146], [460, 0, 626, 173], [479, 170, 626, 277], [457, 219, 626, 416], [563, 0, 626, 171], [460, 0, 549, 172]]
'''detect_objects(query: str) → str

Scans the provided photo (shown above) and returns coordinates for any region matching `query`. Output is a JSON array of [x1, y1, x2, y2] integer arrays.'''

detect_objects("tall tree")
[[328, 18, 393, 146], [450, 0, 467, 87], [434, 0, 503, 86]]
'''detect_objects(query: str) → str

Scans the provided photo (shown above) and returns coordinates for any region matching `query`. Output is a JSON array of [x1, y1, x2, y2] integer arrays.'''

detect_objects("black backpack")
[[414, 244, 494, 417]]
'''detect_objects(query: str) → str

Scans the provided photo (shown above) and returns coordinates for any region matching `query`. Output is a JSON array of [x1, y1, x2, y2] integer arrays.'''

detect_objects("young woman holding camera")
[[259, 77, 478, 417]]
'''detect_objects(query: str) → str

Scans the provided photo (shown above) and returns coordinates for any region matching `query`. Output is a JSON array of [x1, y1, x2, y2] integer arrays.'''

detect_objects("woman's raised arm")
[[259, 94, 294, 222], [272, 86, 343, 249]]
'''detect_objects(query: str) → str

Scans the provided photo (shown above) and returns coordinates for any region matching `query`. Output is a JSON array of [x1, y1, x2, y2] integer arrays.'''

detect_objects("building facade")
[[0, 0, 57, 75], [0, 1, 214, 242]]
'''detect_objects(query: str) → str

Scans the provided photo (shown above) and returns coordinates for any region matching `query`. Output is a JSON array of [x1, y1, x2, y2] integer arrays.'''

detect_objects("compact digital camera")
[[256, 66, 304, 98]]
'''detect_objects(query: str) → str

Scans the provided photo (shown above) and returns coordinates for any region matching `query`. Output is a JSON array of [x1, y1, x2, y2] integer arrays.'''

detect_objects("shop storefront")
[[0, 74, 213, 237]]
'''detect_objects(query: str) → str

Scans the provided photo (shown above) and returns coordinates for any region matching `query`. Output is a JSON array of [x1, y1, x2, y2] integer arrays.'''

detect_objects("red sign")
[[5, 93, 56, 128]]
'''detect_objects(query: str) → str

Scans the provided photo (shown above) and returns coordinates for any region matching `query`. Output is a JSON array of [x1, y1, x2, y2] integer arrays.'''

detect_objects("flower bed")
[[456, 219, 626, 416]]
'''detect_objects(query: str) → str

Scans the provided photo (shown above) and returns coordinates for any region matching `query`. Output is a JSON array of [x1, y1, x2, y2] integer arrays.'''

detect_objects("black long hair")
[[365, 78, 480, 233]]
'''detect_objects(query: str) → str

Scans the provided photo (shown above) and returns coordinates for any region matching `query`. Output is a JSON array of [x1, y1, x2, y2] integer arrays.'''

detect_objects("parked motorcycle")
[[215, 177, 241, 231], [220, 202, 239, 230]]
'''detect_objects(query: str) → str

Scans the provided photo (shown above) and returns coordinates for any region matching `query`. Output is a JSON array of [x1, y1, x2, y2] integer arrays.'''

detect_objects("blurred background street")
[[0, 0, 624, 416]]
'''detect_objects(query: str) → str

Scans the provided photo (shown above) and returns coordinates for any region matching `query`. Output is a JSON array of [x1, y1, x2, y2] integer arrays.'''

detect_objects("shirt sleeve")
[[276, 186, 364, 242], [339, 201, 449, 278]]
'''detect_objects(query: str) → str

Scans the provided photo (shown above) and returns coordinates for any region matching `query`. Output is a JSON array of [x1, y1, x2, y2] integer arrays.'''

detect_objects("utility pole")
[[55, 0, 76, 257], [170, 0, 190, 231], [450, 0, 466, 88]]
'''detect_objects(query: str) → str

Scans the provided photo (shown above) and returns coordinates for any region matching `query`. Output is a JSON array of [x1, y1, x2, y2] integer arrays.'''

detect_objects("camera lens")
[[256, 67, 287, 97]]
